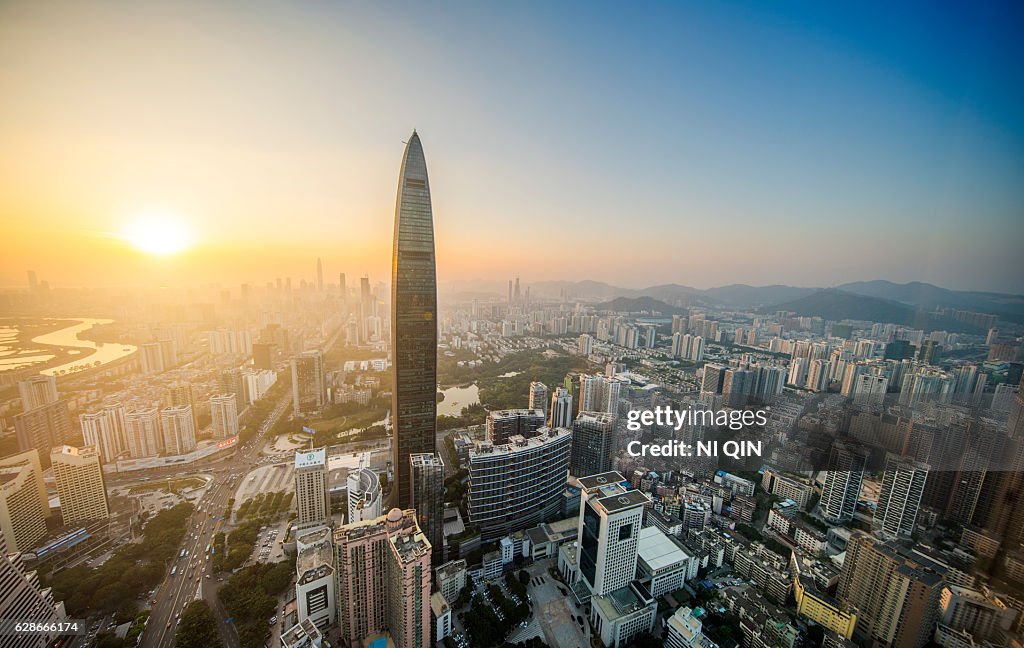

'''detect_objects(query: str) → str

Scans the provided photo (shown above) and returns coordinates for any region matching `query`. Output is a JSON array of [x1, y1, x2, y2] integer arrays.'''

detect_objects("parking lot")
[[522, 560, 589, 648]]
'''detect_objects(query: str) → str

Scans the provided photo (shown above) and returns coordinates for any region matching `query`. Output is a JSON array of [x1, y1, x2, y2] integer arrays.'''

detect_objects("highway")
[[139, 394, 291, 648]]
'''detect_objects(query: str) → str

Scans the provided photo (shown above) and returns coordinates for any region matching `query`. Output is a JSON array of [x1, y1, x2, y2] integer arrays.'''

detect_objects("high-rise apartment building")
[[50, 445, 109, 526], [210, 393, 239, 439], [295, 448, 330, 529], [409, 453, 444, 565], [79, 403, 126, 464], [295, 527, 336, 632], [571, 411, 617, 478], [875, 454, 928, 537], [838, 533, 943, 648], [17, 375, 57, 412], [820, 441, 870, 524], [333, 508, 432, 648], [391, 131, 439, 511], [578, 374, 622, 418], [528, 381, 549, 418], [549, 387, 573, 429], [291, 351, 327, 417], [14, 400, 72, 455], [468, 427, 571, 541], [124, 407, 162, 458], [0, 450, 49, 553], [486, 409, 546, 445], [159, 405, 196, 455]]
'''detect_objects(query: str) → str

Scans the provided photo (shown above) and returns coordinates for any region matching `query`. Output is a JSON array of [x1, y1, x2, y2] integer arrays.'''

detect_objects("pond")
[[438, 383, 480, 416]]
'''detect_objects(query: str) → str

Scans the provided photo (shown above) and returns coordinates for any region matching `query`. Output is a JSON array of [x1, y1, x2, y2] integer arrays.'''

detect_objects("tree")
[[175, 601, 224, 648]]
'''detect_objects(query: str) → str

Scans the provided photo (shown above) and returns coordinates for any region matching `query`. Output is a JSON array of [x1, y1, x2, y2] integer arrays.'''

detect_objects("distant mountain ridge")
[[441, 278, 1024, 323]]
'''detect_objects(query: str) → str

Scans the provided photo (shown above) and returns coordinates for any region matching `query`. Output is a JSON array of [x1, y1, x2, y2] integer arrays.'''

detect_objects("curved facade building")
[[468, 427, 572, 541], [391, 131, 438, 509], [347, 467, 382, 524]]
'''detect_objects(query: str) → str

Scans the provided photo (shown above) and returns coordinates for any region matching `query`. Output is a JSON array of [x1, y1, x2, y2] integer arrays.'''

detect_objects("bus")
[[171, 566, 177, 576], [180, 549, 186, 558]]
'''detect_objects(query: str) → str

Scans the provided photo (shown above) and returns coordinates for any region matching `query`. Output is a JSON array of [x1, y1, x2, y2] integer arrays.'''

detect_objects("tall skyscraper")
[[571, 411, 617, 478], [295, 448, 330, 529], [0, 450, 49, 553], [577, 374, 622, 418], [409, 453, 445, 565], [291, 351, 327, 417], [1009, 375, 1024, 439], [391, 131, 438, 510], [79, 403, 126, 464], [549, 387, 574, 429], [875, 454, 929, 537], [838, 533, 943, 648], [51, 446, 109, 526], [333, 508, 432, 648], [17, 375, 57, 412], [316, 256, 324, 292], [820, 441, 870, 524], [528, 381, 549, 419], [210, 393, 239, 439]]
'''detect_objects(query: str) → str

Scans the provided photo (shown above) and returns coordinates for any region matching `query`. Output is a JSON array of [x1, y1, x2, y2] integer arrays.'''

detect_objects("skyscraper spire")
[[391, 131, 438, 509]]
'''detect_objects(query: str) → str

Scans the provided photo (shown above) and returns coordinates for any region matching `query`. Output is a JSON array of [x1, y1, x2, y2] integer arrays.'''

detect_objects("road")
[[139, 394, 291, 648]]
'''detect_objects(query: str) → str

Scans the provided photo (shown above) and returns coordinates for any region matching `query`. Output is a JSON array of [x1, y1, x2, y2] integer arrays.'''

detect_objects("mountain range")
[[442, 279, 1024, 326]]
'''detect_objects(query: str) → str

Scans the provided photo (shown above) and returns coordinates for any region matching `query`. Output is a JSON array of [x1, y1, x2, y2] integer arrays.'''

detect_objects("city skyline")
[[2, 2, 1023, 292]]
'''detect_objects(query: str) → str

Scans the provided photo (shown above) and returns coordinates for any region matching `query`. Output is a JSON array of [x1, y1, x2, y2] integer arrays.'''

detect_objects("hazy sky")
[[1, 1, 1022, 293]]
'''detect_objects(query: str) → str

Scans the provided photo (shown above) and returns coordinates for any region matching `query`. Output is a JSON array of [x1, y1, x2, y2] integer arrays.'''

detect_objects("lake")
[[438, 383, 480, 416]]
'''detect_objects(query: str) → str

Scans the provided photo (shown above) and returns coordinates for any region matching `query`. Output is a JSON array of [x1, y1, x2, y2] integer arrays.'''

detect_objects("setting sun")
[[122, 213, 192, 256]]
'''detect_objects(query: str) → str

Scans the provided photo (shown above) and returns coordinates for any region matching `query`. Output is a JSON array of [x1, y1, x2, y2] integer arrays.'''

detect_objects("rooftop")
[[637, 526, 691, 573], [295, 447, 326, 470], [595, 489, 649, 514]]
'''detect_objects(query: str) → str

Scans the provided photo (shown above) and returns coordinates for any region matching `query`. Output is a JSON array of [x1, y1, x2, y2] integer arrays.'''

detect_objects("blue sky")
[[1, 1, 1021, 291]]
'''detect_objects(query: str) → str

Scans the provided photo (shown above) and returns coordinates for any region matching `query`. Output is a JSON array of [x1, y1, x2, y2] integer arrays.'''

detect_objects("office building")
[[210, 393, 239, 439], [549, 387, 573, 429], [528, 381, 549, 418], [79, 403, 126, 464], [875, 454, 929, 537], [572, 472, 655, 648], [820, 441, 870, 524], [124, 407, 162, 458], [14, 400, 72, 455], [571, 411, 616, 478], [295, 448, 330, 529], [50, 446, 109, 526], [17, 375, 57, 412], [838, 533, 943, 648], [295, 527, 336, 632], [486, 409, 545, 445], [333, 508, 432, 648], [347, 468, 382, 524], [159, 405, 196, 455], [409, 453, 445, 565], [0, 450, 48, 553], [391, 131, 439, 510], [468, 427, 571, 541], [292, 351, 327, 417]]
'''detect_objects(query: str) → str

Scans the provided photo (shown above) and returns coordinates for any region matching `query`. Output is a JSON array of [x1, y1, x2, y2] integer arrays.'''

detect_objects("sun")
[[122, 213, 192, 256]]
